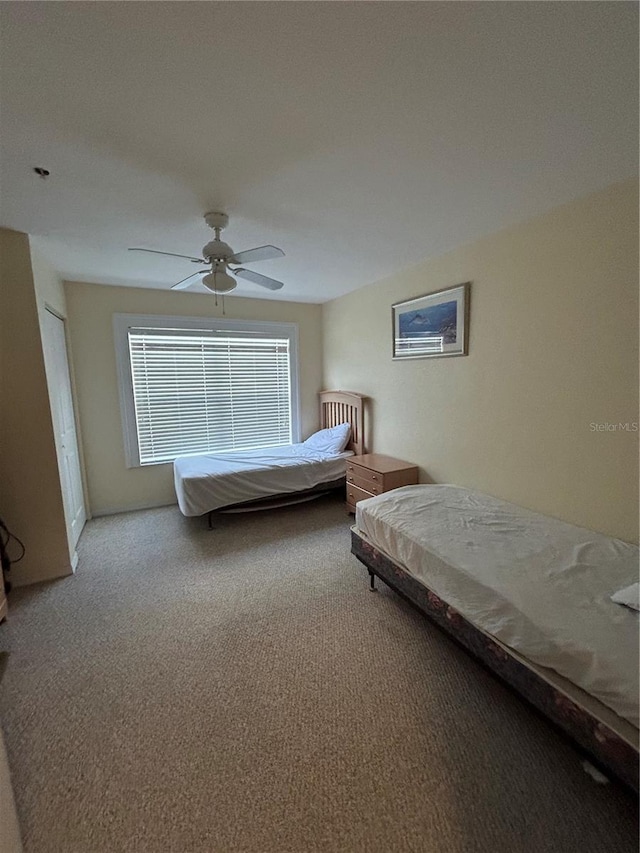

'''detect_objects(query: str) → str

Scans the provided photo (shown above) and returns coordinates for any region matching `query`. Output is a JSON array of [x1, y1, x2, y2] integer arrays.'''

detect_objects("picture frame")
[[392, 282, 470, 360]]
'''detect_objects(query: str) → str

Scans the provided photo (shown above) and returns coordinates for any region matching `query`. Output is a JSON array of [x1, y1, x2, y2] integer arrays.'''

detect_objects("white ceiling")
[[0, 3, 637, 303]]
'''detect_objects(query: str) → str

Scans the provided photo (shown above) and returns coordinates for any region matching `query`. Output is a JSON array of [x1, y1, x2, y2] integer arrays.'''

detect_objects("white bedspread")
[[174, 444, 351, 516], [356, 485, 640, 728]]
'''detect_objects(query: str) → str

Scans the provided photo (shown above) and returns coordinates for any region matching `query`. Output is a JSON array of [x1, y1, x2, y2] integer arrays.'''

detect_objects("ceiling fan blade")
[[229, 245, 285, 265], [129, 248, 205, 263], [233, 268, 284, 291], [171, 270, 208, 290]]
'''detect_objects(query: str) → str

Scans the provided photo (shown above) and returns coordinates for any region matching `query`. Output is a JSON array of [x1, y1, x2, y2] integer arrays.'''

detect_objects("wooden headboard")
[[319, 391, 366, 457]]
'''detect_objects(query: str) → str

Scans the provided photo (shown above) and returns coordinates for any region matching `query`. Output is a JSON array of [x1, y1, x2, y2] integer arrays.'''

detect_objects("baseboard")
[[91, 500, 178, 517]]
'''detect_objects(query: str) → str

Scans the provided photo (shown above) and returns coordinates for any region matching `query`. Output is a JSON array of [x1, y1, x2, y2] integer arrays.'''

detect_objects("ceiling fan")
[[128, 212, 285, 294]]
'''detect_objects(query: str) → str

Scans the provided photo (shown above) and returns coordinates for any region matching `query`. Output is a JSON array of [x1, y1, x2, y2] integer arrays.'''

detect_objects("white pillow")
[[303, 422, 351, 454], [611, 582, 640, 612]]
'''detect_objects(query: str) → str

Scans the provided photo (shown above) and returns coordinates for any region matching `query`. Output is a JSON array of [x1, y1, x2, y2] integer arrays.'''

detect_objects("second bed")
[[352, 484, 639, 790]]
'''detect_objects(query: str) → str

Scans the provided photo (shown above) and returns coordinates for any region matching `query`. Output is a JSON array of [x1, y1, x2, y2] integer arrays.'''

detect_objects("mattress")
[[355, 485, 640, 729], [174, 444, 352, 516]]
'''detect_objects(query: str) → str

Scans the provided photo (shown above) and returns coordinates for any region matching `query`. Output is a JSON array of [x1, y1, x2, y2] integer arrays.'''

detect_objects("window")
[[114, 314, 300, 466]]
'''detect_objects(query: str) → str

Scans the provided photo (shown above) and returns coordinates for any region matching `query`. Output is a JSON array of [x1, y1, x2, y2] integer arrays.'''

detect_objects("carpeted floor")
[[0, 493, 637, 852]]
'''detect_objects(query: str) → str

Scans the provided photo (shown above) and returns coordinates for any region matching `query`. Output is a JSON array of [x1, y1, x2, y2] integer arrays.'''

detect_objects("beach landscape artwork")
[[392, 283, 470, 359]]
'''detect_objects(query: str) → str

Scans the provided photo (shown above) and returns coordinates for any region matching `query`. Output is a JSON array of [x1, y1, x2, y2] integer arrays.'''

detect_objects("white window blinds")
[[127, 328, 292, 465]]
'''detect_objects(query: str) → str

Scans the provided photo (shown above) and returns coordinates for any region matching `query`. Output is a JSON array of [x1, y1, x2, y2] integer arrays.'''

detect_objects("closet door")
[[41, 309, 86, 551]]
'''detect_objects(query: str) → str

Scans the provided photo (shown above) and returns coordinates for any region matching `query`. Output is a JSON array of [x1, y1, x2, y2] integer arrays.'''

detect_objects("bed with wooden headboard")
[[173, 390, 366, 521]]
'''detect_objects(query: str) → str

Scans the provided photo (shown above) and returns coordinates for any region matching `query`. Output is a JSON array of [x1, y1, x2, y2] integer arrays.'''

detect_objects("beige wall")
[[0, 229, 72, 585], [323, 179, 639, 543], [64, 282, 324, 515]]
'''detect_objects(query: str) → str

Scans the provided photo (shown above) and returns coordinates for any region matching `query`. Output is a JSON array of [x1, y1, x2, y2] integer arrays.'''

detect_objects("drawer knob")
[[372, 474, 378, 480]]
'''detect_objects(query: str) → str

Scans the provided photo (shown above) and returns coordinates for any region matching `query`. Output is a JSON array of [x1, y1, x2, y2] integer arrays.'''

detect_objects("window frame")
[[113, 313, 301, 468]]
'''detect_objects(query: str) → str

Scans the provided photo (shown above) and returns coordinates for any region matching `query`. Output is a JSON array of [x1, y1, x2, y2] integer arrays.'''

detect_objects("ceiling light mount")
[[204, 211, 229, 232]]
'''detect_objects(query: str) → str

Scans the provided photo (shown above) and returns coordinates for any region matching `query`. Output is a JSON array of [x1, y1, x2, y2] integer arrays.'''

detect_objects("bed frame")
[[350, 529, 639, 793], [207, 391, 366, 524]]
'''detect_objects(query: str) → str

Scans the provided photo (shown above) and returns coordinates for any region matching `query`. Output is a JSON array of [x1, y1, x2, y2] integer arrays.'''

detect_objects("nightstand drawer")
[[346, 483, 377, 506], [346, 463, 383, 491], [346, 468, 383, 495]]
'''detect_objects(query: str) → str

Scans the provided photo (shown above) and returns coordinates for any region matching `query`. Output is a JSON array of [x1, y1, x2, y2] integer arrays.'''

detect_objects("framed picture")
[[392, 282, 470, 360]]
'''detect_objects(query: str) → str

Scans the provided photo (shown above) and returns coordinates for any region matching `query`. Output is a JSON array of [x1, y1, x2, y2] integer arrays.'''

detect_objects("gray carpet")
[[0, 493, 637, 852]]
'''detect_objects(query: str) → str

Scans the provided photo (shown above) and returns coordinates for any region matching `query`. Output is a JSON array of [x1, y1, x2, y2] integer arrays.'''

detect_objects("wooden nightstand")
[[346, 453, 419, 513]]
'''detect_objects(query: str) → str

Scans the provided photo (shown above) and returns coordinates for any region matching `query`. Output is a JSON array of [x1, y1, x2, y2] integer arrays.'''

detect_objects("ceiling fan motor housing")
[[202, 239, 235, 262]]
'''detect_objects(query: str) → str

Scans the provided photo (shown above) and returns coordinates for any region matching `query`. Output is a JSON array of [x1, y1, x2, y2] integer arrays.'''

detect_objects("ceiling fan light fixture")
[[202, 269, 236, 293]]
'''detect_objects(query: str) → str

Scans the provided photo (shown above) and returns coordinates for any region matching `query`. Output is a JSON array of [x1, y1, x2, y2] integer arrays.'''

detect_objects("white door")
[[41, 309, 86, 551]]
